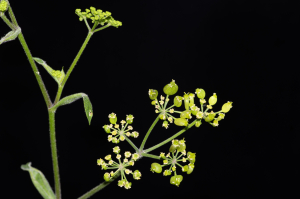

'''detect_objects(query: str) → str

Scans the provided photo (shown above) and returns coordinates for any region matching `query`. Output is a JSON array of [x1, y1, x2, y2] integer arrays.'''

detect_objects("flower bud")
[[187, 152, 196, 163], [148, 89, 158, 100], [151, 100, 156, 105], [182, 165, 189, 172], [163, 80, 178, 95], [184, 93, 190, 110], [0, 0, 8, 12], [212, 119, 219, 127], [180, 110, 192, 119], [170, 175, 183, 187], [163, 170, 172, 176], [189, 93, 195, 106], [174, 96, 183, 107], [204, 112, 215, 122], [190, 105, 199, 115], [124, 181, 132, 189], [218, 113, 225, 120], [221, 101, 233, 113], [163, 121, 169, 129], [195, 120, 202, 127], [103, 172, 110, 182], [126, 114, 134, 124], [174, 118, 188, 127], [187, 163, 195, 174], [208, 93, 217, 105], [103, 125, 111, 133], [132, 170, 142, 180], [150, 163, 162, 173], [159, 114, 166, 120], [195, 88, 205, 99], [118, 179, 125, 187], [177, 141, 186, 152], [108, 113, 117, 124]]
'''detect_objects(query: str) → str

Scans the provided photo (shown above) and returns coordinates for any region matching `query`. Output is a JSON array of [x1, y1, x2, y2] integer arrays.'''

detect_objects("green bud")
[[208, 93, 217, 105], [177, 142, 186, 152], [103, 125, 110, 133], [118, 179, 125, 187], [149, 89, 158, 100], [180, 110, 192, 119], [163, 121, 169, 129], [221, 101, 233, 113], [190, 105, 198, 116], [151, 100, 156, 105], [108, 113, 117, 124], [103, 173, 110, 181], [163, 80, 178, 95], [183, 93, 190, 110], [212, 119, 219, 127], [204, 112, 215, 122], [187, 152, 196, 163], [174, 96, 183, 107], [195, 88, 205, 99], [189, 93, 195, 106], [124, 181, 132, 189], [170, 175, 183, 187], [159, 114, 166, 120], [169, 140, 179, 152], [195, 120, 202, 127], [132, 170, 142, 180], [187, 163, 195, 174], [126, 114, 134, 124], [174, 118, 188, 127], [150, 163, 162, 173], [182, 165, 189, 172], [0, 0, 8, 12], [163, 170, 172, 176], [218, 113, 225, 120]]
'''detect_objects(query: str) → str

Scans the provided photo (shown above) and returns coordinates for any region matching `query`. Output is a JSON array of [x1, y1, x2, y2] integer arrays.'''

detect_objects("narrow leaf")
[[0, 27, 21, 45], [33, 57, 64, 85], [21, 162, 56, 199], [83, 95, 93, 125], [51, 93, 93, 125]]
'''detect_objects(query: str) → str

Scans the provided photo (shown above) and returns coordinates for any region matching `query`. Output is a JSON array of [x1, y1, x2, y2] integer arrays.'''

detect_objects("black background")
[[0, 0, 299, 198]]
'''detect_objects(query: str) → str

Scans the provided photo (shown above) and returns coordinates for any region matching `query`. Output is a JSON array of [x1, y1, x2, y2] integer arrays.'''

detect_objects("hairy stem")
[[144, 119, 197, 153], [77, 172, 121, 199], [54, 31, 93, 104], [139, 115, 160, 150], [49, 110, 61, 199]]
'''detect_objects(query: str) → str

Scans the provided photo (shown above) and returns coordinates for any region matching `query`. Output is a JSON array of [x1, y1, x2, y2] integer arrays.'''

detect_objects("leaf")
[[21, 162, 56, 199], [33, 57, 64, 85], [83, 94, 93, 125], [51, 93, 93, 125], [0, 27, 21, 45]]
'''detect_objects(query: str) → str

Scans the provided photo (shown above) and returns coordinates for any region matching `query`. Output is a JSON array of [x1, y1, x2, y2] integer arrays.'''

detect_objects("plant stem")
[[0, 14, 15, 29], [7, 5, 52, 108], [78, 172, 121, 199], [49, 110, 61, 199], [144, 119, 197, 153], [139, 115, 160, 150], [124, 136, 139, 152], [141, 153, 161, 160], [54, 31, 93, 104]]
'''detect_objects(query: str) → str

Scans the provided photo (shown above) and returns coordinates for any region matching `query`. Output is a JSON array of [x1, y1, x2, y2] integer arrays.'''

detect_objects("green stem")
[[124, 136, 139, 152], [7, 5, 52, 108], [141, 153, 161, 160], [0, 14, 15, 29], [93, 23, 111, 33], [78, 172, 121, 199], [49, 110, 61, 199], [54, 31, 93, 104], [144, 119, 197, 153], [139, 115, 160, 150]]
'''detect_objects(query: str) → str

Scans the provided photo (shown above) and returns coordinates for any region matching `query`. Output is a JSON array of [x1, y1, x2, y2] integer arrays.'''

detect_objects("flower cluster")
[[103, 113, 139, 143], [75, 7, 122, 28], [149, 80, 233, 129], [150, 139, 195, 187], [97, 147, 141, 189], [0, 0, 8, 12]]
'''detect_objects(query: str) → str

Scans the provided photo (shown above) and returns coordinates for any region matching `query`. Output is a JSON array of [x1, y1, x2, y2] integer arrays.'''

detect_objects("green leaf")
[[0, 27, 21, 45], [83, 94, 93, 125], [21, 162, 55, 199], [50, 93, 93, 125], [33, 57, 64, 85]]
